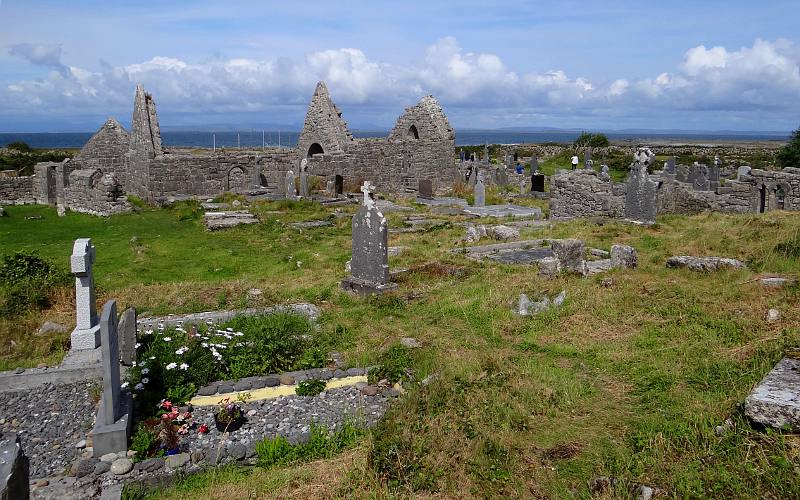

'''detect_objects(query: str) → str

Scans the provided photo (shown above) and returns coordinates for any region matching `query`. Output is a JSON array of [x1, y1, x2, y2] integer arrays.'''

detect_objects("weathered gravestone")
[[624, 161, 658, 225], [70, 238, 100, 350], [519, 177, 529, 194], [675, 165, 689, 183], [285, 170, 296, 199], [474, 175, 486, 207], [340, 182, 397, 295], [326, 180, 335, 197], [418, 179, 433, 199], [118, 307, 137, 366], [688, 164, 710, 191], [709, 164, 720, 190], [0, 434, 29, 500], [599, 165, 611, 182], [495, 167, 508, 187], [92, 300, 133, 457], [664, 157, 676, 175], [530, 156, 539, 174], [299, 159, 309, 198], [467, 167, 477, 187], [738, 165, 752, 180], [584, 148, 593, 169], [483, 144, 490, 164]]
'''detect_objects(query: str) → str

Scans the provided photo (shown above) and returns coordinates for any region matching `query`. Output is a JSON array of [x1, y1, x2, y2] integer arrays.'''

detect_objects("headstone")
[[299, 159, 310, 198], [474, 175, 486, 207], [340, 182, 397, 295], [418, 179, 433, 199], [610, 245, 637, 269], [285, 170, 296, 199], [118, 307, 137, 366], [483, 144, 489, 164], [519, 177, 528, 194], [252, 162, 262, 188], [584, 148, 593, 169], [506, 154, 514, 169], [0, 434, 29, 500], [532, 174, 545, 193], [530, 156, 539, 174], [624, 162, 658, 225], [737, 165, 752, 180], [70, 238, 100, 350], [551, 239, 586, 275], [689, 164, 710, 191], [495, 167, 508, 187], [599, 165, 610, 181], [675, 165, 688, 183], [709, 164, 720, 190], [665, 157, 676, 175], [468, 167, 478, 187], [459, 149, 465, 163], [92, 300, 132, 457], [326, 180, 335, 196]]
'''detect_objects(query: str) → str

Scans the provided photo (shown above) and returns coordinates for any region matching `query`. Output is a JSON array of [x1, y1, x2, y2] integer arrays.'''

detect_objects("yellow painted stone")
[[188, 375, 368, 407]]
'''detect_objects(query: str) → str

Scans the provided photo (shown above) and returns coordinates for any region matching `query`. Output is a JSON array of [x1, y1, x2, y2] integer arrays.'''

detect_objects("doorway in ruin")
[[776, 185, 786, 210], [227, 167, 248, 192], [334, 175, 343, 195], [759, 184, 767, 213], [307, 143, 324, 158], [407, 124, 419, 140]]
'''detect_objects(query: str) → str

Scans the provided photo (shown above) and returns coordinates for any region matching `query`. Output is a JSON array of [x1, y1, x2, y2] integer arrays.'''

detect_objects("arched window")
[[407, 124, 419, 140], [776, 185, 786, 210], [307, 143, 324, 158]]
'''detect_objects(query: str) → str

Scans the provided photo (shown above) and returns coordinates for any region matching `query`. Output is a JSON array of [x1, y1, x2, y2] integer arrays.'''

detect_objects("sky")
[[1, 0, 799, 133]]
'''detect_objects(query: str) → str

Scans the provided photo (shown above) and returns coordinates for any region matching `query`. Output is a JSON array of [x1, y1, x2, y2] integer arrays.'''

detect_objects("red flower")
[[198, 424, 209, 434], [161, 400, 173, 410]]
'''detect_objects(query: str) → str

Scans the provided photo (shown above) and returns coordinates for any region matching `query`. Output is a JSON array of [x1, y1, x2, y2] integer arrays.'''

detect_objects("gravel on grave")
[[0, 381, 96, 479], [185, 385, 395, 455]]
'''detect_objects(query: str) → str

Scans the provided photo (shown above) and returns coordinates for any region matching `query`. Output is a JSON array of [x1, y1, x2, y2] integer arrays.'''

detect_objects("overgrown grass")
[[3, 200, 800, 498]]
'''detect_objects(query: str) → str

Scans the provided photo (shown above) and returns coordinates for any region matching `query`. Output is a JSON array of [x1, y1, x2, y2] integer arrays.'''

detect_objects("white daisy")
[[166, 362, 177, 370]]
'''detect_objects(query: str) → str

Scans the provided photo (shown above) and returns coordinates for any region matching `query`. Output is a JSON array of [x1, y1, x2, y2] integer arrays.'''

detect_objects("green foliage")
[[773, 234, 800, 258], [368, 344, 413, 385], [130, 424, 162, 462], [777, 127, 800, 169], [5, 141, 32, 153], [573, 131, 610, 148], [0, 251, 69, 317], [295, 378, 326, 396], [170, 200, 202, 221], [126, 195, 146, 209], [165, 384, 196, 405], [255, 421, 365, 468]]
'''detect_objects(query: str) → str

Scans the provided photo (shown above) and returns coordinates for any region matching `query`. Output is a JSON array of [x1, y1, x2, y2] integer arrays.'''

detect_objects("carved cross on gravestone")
[[361, 181, 375, 209], [70, 238, 100, 350]]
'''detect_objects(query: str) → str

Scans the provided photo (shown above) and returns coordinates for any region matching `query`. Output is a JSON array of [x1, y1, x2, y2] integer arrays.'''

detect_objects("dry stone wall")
[[0, 176, 35, 205], [550, 170, 624, 219], [64, 169, 131, 216]]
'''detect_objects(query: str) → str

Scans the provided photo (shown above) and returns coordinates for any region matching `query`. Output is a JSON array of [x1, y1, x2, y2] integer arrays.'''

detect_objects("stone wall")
[[65, 169, 132, 216], [71, 119, 130, 186], [0, 175, 35, 205], [549, 170, 624, 219]]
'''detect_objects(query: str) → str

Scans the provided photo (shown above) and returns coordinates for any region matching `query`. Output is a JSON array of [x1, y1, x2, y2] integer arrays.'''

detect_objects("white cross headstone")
[[70, 238, 100, 349], [361, 181, 375, 209]]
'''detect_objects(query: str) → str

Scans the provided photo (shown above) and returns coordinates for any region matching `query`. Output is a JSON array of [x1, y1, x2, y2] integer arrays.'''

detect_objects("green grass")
[[3, 201, 800, 498]]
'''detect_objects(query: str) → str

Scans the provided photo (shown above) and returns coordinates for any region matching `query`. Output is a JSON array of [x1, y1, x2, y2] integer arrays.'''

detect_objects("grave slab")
[[744, 355, 800, 431], [462, 205, 543, 219]]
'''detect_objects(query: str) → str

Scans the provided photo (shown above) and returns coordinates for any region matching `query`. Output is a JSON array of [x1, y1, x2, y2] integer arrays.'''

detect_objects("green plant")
[[215, 397, 243, 424], [165, 384, 196, 405], [255, 421, 366, 468], [5, 141, 32, 153], [573, 131, 610, 148], [777, 127, 800, 169], [130, 424, 162, 462], [368, 344, 413, 385], [295, 378, 326, 396], [0, 251, 69, 317]]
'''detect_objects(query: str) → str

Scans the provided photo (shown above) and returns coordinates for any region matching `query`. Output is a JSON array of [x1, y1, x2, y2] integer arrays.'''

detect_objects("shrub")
[[0, 251, 69, 317], [573, 131, 610, 148], [5, 141, 32, 153], [776, 127, 800, 169], [295, 378, 326, 396]]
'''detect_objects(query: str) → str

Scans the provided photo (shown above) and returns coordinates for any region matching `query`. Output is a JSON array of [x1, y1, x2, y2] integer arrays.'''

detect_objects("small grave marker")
[[70, 238, 100, 350]]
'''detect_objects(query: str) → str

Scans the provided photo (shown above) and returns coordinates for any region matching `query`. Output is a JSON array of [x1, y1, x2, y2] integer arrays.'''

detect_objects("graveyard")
[[1, 166, 799, 497]]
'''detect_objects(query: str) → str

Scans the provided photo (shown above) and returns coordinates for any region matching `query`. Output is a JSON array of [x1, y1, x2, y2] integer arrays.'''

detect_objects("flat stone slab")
[[462, 204, 543, 219], [414, 197, 468, 207], [0, 349, 104, 392], [200, 202, 230, 210], [485, 247, 554, 265], [289, 220, 332, 229], [745, 356, 800, 431], [666, 255, 746, 272], [204, 211, 258, 231], [138, 303, 321, 329], [374, 200, 413, 213], [454, 239, 554, 265]]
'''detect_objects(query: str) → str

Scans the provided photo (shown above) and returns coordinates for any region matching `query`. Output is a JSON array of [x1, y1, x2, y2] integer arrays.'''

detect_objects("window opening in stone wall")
[[408, 125, 419, 140], [307, 143, 324, 158]]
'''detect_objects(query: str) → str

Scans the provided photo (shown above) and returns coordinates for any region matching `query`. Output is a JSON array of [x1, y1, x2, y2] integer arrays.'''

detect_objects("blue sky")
[[1, 0, 799, 132]]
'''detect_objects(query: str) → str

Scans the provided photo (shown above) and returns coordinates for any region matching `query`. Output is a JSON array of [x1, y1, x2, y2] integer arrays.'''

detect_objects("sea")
[[0, 130, 789, 150]]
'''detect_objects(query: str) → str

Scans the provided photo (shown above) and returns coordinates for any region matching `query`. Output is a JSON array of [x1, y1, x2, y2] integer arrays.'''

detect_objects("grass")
[[2, 200, 800, 498]]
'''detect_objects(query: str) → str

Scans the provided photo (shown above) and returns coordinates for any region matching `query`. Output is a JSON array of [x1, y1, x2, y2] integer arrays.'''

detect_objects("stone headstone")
[[418, 179, 433, 199], [326, 180, 335, 196], [665, 157, 676, 175], [610, 245, 637, 269], [551, 239, 586, 275], [495, 167, 508, 187], [474, 176, 486, 207], [737, 165, 752, 180], [689, 165, 710, 191], [624, 163, 658, 225], [483, 144, 489, 164], [519, 177, 528, 194], [675, 165, 689, 183], [70, 238, 100, 350], [341, 182, 396, 295], [285, 170, 296, 199], [599, 165, 610, 181], [532, 174, 545, 193], [530, 156, 539, 174], [584, 148, 593, 169], [0, 434, 29, 500], [118, 307, 137, 366], [708, 164, 720, 190], [299, 159, 309, 198], [506, 154, 514, 169], [467, 167, 477, 187], [92, 300, 132, 457]]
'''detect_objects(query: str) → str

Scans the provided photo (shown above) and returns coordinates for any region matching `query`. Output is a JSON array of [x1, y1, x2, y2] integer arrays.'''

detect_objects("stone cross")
[[285, 170, 296, 199], [519, 177, 528, 194], [70, 238, 100, 350], [361, 181, 375, 209], [474, 175, 486, 207], [99, 300, 121, 426], [530, 156, 539, 174], [600, 164, 611, 181]]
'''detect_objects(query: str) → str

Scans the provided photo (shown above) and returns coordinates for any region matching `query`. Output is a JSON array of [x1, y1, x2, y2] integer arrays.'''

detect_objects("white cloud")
[[2, 37, 800, 128]]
